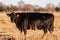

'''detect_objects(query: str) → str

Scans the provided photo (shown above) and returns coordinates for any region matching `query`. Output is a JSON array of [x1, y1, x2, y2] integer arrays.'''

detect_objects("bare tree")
[[55, 3, 60, 12], [0, 2, 4, 12], [0, 2, 7, 12], [18, 0, 24, 6], [45, 3, 55, 12]]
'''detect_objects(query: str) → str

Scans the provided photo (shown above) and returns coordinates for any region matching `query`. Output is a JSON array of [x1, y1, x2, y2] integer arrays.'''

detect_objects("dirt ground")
[[0, 12, 60, 40]]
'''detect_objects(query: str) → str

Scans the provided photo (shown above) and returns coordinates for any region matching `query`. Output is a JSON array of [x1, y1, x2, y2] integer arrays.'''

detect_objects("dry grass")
[[0, 12, 60, 40]]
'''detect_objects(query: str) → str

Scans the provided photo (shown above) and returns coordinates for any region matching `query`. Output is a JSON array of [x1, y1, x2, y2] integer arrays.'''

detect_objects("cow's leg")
[[29, 21, 35, 30], [29, 24, 33, 30], [51, 23, 54, 32], [48, 22, 54, 34], [48, 23, 55, 37], [19, 25, 23, 33], [29, 24, 32, 30], [20, 26, 23, 32], [23, 18, 28, 40], [42, 28, 47, 38], [32, 24, 35, 30], [15, 21, 23, 33], [41, 24, 48, 39], [23, 27, 27, 40], [48, 27, 53, 34]]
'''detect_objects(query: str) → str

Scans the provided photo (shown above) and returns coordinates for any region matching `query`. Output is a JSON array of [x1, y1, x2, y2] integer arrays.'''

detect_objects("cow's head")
[[7, 12, 16, 23]]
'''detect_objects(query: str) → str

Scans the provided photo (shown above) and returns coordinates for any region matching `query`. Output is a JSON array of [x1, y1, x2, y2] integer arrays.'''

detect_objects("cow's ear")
[[7, 14, 11, 16]]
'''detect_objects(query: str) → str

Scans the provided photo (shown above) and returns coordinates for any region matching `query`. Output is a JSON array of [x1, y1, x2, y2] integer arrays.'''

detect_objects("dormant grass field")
[[0, 12, 60, 40]]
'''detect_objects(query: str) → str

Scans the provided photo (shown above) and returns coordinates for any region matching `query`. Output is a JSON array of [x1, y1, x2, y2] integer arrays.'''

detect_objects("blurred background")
[[0, 0, 60, 12]]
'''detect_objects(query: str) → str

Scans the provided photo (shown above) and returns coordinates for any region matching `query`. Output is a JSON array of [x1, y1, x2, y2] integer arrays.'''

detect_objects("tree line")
[[0, 1, 60, 12]]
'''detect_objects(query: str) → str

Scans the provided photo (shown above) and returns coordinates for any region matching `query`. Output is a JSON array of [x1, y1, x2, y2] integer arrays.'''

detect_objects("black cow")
[[7, 12, 54, 39]]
